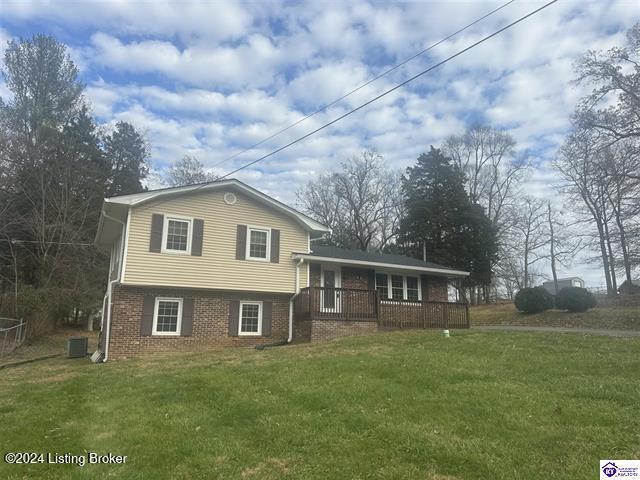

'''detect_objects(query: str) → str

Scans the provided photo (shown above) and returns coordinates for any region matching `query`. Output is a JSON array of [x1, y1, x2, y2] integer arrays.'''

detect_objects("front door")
[[321, 267, 341, 312]]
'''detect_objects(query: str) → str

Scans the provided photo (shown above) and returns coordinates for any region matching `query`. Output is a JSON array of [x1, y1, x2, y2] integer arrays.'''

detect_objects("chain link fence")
[[0, 318, 27, 358]]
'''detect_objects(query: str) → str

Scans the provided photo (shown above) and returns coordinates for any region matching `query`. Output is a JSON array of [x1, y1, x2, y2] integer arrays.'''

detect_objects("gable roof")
[[95, 179, 331, 249], [107, 179, 329, 234], [293, 245, 469, 277]]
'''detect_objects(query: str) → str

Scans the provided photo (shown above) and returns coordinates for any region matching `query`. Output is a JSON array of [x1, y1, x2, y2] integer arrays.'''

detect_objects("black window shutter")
[[236, 225, 247, 260], [141, 296, 155, 336], [181, 298, 194, 336], [262, 301, 272, 336], [270, 229, 280, 263], [228, 300, 240, 336], [420, 274, 429, 301], [149, 214, 164, 253], [191, 219, 204, 256]]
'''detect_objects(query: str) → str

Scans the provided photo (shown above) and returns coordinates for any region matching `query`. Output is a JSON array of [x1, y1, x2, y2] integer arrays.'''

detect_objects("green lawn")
[[471, 303, 640, 330], [1, 331, 639, 479]]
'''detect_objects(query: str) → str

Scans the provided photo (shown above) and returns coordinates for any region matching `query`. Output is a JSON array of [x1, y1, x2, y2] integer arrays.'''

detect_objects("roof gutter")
[[291, 253, 470, 277], [288, 257, 305, 343]]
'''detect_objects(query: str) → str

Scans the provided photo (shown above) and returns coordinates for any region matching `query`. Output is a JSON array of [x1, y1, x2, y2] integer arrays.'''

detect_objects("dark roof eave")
[[291, 252, 470, 277]]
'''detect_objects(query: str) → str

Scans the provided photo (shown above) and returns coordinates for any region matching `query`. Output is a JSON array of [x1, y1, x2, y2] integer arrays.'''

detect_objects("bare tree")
[[166, 155, 217, 186], [444, 125, 527, 302], [297, 150, 403, 252], [508, 197, 550, 289], [546, 202, 583, 295], [443, 124, 525, 233], [554, 129, 620, 295], [599, 140, 640, 285], [573, 23, 640, 144]]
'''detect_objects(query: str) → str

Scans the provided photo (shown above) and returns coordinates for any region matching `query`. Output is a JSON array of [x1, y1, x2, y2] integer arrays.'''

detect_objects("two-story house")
[[95, 179, 469, 360]]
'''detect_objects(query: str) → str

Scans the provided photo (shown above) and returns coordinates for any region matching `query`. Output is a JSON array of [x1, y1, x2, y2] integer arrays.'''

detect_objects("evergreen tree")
[[0, 34, 149, 328], [104, 121, 150, 196], [400, 147, 497, 295]]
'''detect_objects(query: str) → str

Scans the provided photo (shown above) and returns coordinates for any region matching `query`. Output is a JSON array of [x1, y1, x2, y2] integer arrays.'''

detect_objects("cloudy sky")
[[1, 0, 637, 286]]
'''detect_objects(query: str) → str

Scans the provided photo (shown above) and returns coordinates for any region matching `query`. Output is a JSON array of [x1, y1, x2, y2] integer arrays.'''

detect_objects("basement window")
[[239, 301, 262, 336], [153, 298, 183, 335]]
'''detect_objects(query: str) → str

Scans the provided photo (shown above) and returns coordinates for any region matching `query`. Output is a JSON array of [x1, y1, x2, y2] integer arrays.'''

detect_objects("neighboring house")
[[95, 179, 469, 361], [542, 277, 585, 295], [618, 279, 640, 295]]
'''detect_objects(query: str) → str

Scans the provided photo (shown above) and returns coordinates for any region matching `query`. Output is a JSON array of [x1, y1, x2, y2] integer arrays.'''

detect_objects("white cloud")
[[89, 32, 286, 89], [2, 0, 637, 287], [1, 1, 252, 42]]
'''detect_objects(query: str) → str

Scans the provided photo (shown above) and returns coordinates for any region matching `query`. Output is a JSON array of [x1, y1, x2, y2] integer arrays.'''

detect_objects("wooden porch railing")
[[293, 287, 470, 329], [293, 287, 378, 321], [378, 300, 469, 329]]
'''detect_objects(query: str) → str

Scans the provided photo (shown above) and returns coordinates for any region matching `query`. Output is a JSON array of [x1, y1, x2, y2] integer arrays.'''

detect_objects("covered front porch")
[[291, 246, 470, 342], [293, 286, 469, 329]]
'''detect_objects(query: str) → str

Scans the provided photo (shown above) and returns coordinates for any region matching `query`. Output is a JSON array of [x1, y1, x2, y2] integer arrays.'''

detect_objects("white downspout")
[[101, 209, 127, 362], [288, 258, 305, 343]]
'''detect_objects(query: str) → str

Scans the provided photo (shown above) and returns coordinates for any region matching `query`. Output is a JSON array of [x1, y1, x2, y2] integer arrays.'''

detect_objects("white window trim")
[[152, 297, 183, 336], [245, 225, 271, 262], [161, 215, 193, 255], [375, 272, 422, 302], [238, 301, 263, 336]]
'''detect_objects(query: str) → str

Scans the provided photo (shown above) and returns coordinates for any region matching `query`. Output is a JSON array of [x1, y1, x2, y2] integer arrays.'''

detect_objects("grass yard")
[[1, 330, 639, 480], [471, 303, 640, 331], [0, 328, 99, 367]]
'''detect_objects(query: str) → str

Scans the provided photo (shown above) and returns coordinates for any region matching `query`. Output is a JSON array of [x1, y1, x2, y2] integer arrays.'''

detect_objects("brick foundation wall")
[[309, 319, 378, 342], [107, 285, 291, 360], [293, 319, 312, 343]]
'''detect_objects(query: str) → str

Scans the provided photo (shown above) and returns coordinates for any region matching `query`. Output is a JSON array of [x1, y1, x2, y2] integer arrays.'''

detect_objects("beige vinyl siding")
[[123, 189, 309, 293]]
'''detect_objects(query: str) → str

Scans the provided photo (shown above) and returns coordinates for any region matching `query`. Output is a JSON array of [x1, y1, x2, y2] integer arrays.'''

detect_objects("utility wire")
[[0, 239, 94, 246], [219, 0, 559, 179], [209, 0, 516, 171]]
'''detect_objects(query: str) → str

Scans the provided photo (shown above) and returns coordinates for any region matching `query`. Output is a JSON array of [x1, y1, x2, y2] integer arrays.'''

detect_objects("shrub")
[[514, 287, 555, 313], [555, 287, 597, 312]]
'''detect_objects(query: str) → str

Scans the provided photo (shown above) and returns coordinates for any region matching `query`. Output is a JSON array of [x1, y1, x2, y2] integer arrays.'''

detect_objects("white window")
[[239, 301, 262, 336], [375, 273, 388, 299], [391, 275, 404, 300], [246, 226, 270, 261], [153, 297, 183, 335], [375, 273, 422, 302], [162, 217, 192, 254], [406, 276, 420, 301]]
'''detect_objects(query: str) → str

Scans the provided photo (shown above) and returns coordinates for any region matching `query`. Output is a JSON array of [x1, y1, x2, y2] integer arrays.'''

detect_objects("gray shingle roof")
[[307, 245, 465, 273]]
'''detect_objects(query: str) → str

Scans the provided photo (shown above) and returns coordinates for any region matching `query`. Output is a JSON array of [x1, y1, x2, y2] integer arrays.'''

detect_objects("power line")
[[0, 239, 94, 246], [219, 0, 560, 180], [209, 0, 516, 171]]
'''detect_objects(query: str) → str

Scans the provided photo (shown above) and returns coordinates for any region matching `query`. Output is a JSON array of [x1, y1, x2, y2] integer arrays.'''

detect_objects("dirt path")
[[473, 325, 640, 337]]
